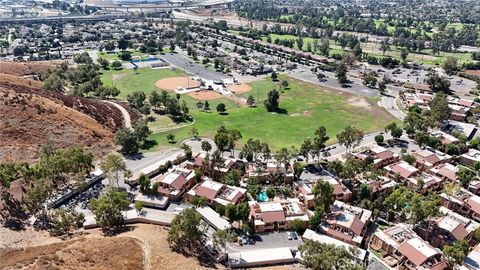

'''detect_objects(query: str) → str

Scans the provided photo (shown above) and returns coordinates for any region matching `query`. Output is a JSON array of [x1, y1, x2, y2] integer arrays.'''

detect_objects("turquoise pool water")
[[257, 191, 268, 202]]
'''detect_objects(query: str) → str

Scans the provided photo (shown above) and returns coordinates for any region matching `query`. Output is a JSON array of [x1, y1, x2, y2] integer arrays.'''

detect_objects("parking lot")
[[161, 51, 228, 81], [227, 231, 304, 252]]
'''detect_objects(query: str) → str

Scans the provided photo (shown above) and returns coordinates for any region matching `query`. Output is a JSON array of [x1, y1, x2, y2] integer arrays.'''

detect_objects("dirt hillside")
[[0, 81, 123, 163], [0, 237, 144, 270], [0, 61, 58, 76]]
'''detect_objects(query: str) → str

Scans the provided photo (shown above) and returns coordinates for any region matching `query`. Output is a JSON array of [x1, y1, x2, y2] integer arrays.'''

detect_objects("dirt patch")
[[155, 77, 201, 91], [227, 83, 252, 94], [112, 73, 129, 81], [347, 96, 372, 110], [303, 110, 313, 117], [0, 237, 144, 270], [0, 73, 43, 89], [187, 90, 223, 100], [0, 61, 59, 76]]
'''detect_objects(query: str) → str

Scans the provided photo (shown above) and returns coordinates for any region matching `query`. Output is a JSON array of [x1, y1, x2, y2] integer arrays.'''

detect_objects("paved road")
[[161, 50, 228, 81], [125, 148, 183, 175], [378, 90, 407, 121]]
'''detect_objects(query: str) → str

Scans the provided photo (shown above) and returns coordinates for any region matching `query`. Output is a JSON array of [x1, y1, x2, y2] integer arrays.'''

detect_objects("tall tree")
[[264, 89, 280, 112], [100, 154, 130, 188], [336, 126, 364, 155], [89, 188, 130, 233], [168, 208, 205, 254]]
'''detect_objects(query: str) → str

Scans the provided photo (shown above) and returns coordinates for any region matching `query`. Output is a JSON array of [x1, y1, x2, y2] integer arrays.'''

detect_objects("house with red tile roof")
[[247, 161, 294, 184], [429, 163, 458, 182], [423, 206, 480, 248], [293, 175, 352, 209], [370, 224, 448, 270], [319, 200, 372, 246], [186, 152, 244, 179], [186, 179, 246, 206], [405, 172, 445, 194], [430, 130, 460, 145], [440, 188, 480, 223], [354, 145, 399, 169], [384, 161, 419, 180], [152, 166, 196, 201], [411, 149, 452, 170], [249, 199, 309, 233]]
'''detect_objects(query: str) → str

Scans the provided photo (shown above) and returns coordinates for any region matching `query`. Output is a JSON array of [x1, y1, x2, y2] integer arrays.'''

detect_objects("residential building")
[[353, 144, 399, 168], [459, 149, 480, 167], [152, 166, 196, 201], [429, 163, 458, 183], [420, 206, 480, 247], [430, 131, 460, 145], [411, 149, 452, 170], [440, 188, 480, 222], [384, 161, 419, 180], [247, 161, 294, 184], [319, 200, 372, 246], [370, 224, 448, 270], [186, 179, 246, 206], [249, 199, 309, 233], [293, 175, 352, 209]]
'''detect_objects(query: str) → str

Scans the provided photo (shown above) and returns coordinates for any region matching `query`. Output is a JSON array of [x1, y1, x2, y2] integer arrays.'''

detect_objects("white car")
[[287, 231, 292, 240]]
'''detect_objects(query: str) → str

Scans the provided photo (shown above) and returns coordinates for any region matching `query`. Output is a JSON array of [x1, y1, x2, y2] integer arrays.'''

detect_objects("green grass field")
[[100, 67, 186, 98], [100, 68, 398, 151], [151, 76, 397, 151]]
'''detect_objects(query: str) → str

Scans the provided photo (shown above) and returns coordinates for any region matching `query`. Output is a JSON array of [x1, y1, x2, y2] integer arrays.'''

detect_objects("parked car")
[[292, 231, 298, 240], [287, 231, 292, 240]]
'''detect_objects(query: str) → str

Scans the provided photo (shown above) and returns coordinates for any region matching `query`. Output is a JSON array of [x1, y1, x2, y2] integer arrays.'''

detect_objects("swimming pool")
[[257, 191, 268, 202]]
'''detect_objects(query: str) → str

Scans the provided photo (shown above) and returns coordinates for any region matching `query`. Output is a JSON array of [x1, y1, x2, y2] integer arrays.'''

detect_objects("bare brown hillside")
[[0, 237, 144, 270], [0, 61, 59, 76], [0, 81, 124, 163]]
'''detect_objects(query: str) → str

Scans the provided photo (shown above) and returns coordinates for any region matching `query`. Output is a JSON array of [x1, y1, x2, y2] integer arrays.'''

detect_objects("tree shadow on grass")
[[269, 107, 288, 114], [140, 139, 158, 151]]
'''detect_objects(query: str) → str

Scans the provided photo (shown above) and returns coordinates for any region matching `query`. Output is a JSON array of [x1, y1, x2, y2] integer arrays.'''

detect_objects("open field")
[[147, 75, 398, 150], [100, 67, 186, 98]]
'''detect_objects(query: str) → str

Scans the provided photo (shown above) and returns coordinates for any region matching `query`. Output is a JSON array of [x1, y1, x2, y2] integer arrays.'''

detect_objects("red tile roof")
[[262, 210, 286, 223], [195, 185, 218, 200], [451, 224, 469, 241], [398, 241, 429, 266], [466, 197, 480, 215]]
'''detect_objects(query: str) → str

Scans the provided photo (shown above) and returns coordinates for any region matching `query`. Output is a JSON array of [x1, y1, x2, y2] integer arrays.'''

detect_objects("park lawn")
[[100, 67, 186, 98], [148, 75, 398, 151]]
